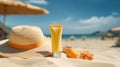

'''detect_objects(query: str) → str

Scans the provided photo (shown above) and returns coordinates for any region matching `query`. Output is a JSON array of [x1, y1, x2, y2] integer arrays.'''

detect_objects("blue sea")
[[45, 34, 102, 39]]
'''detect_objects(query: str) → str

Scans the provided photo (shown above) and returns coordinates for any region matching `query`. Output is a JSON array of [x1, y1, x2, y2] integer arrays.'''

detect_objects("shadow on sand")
[[0, 41, 26, 53]]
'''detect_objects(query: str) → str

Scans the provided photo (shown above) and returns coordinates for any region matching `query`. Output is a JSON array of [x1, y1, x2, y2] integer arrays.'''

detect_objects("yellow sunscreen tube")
[[50, 24, 63, 58]]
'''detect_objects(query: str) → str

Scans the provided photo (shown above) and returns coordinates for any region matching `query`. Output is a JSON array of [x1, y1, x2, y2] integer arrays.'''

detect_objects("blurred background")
[[0, 0, 120, 39]]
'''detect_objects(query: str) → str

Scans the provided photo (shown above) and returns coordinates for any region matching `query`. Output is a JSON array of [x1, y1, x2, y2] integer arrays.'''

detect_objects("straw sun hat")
[[0, 25, 52, 58]]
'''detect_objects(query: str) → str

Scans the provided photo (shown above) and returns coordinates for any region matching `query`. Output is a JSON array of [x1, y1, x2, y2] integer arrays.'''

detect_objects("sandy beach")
[[62, 38, 120, 67], [0, 38, 120, 67], [0, 0, 120, 67]]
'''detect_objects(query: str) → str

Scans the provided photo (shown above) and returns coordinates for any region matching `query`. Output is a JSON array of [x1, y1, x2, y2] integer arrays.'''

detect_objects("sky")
[[0, 0, 120, 34]]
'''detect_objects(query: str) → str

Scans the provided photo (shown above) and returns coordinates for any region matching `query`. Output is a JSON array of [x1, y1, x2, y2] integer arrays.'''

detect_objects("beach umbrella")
[[112, 27, 120, 32], [69, 36, 76, 41], [106, 33, 113, 37], [111, 27, 120, 37], [0, 0, 49, 39]]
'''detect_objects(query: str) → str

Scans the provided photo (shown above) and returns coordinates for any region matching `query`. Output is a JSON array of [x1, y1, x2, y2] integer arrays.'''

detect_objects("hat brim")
[[0, 38, 52, 58]]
